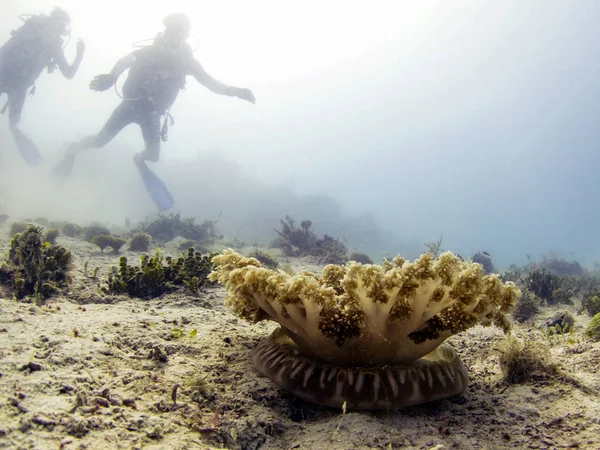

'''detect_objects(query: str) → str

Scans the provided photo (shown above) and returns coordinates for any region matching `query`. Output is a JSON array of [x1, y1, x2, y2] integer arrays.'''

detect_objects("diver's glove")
[[228, 86, 256, 104], [89, 74, 116, 92], [75, 39, 86, 60]]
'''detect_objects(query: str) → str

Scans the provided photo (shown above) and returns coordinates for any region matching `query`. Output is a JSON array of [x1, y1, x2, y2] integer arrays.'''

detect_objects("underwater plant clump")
[[271, 216, 349, 264], [33, 217, 49, 225], [313, 234, 348, 264], [178, 239, 198, 252], [248, 249, 279, 269], [210, 249, 520, 410], [44, 228, 60, 245], [0, 225, 72, 301], [349, 252, 373, 265], [91, 235, 127, 253], [83, 224, 111, 242], [501, 268, 523, 284], [586, 313, 600, 341], [496, 337, 560, 384], [471, 252, 496, 274], [271, 216, 317, 256], [535, 257, 585, 277], [9, 221, 28, 236], [582, 295, 600, 317], [138, 213, 222, 248], [62, 222, 82, 238], [103, 248, 216, 299], [512, 290, 541, 322], [128, 232, 151, 252], [524, 269, 564, 305], [550, 286, 574, 305]]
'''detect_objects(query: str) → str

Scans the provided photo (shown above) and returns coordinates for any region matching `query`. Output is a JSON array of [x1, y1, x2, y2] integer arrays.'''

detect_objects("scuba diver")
[[52, 13, 256, 210], [0, 7, 85, 165]]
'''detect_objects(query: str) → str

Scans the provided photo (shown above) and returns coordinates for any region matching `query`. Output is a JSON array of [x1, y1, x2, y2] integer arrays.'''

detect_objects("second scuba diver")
[[0, 7, 85, 165], [52, 13, 255, 209]]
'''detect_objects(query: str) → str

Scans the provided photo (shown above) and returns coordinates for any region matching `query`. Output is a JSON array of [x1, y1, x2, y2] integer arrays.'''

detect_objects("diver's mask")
[[49, 8, 71, 37], [162, 28, 188, 51]]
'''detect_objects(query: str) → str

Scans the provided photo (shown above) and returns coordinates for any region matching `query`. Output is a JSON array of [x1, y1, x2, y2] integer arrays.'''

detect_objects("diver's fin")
[[136, 161, 175, 211], [11, 127, 42, 166], [51, 152, 75, 179]]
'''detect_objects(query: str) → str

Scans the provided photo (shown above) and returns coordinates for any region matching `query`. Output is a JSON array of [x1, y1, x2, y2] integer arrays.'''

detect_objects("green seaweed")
[[0, 225, 71, 303], [102, 247, 216, 299]]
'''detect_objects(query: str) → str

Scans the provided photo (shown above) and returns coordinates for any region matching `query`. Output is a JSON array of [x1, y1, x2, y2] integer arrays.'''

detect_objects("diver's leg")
[[135, 110, 161, 164], [52, 102, 134, 178], [7, 88, 43, 166], [68, 102, 134, 155], [134, 111, 174, 210]]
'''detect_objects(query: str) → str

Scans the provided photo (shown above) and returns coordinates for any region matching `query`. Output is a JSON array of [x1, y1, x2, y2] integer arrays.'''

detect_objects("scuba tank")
[[1, 13, 70, 86]]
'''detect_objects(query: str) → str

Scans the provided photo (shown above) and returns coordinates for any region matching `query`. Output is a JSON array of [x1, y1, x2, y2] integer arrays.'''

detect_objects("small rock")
[[123, 398, 137, 409], [90, 397, 110, 408], [33, 413, 57, 429], [28, 361, 42, 371], [9, 397, 28, 414], [150, 345, 168, 363], [59, 384, 75, 394], [19, 417, 32, 432], [147, 424, 164, 439]]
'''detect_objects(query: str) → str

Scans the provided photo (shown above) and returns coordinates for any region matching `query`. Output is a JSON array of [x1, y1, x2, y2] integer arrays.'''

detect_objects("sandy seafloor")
[[0, 224, 599, 450]]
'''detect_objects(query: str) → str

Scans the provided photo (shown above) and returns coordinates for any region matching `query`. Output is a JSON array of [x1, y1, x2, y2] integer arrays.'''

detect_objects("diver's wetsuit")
[[70, 40, 193, 162], [0, 16, 62, 126]]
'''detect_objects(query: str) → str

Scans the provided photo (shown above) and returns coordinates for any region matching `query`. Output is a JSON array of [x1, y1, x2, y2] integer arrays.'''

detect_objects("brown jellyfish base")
[[251, 335, 469, 411]]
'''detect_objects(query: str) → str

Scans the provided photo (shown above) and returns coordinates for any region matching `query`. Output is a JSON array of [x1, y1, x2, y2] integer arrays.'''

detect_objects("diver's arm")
[[189, 59, 255, 103], [55, 39, 85, 79], [108, 52, 136, 79], [89, 52, 136, 91]]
